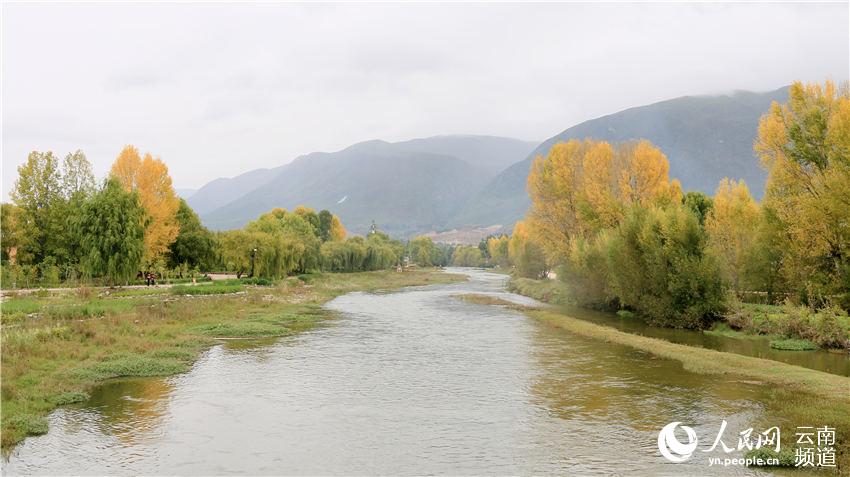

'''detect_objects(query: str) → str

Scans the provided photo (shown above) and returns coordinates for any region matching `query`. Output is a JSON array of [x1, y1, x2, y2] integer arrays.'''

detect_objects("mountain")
[[450, 86, 790, 229], [188, 167, 281, 215], [174, 188, 197, 199], [199, 137, 532, 234], [391, 135, 536, 178]]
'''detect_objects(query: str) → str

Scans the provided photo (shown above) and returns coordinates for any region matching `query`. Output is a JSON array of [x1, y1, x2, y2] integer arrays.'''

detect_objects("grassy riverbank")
[[509, 277, 850, 350], [0, 269, 464, 451]]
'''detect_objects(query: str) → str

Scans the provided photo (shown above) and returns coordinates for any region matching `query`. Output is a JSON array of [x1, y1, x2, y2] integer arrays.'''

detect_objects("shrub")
[[603, 205, 725, 329], [616, 310, 635, 319]]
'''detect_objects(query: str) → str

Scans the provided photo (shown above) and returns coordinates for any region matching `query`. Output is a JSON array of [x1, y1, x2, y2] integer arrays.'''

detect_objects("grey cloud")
[[2, 3, 848, 199]]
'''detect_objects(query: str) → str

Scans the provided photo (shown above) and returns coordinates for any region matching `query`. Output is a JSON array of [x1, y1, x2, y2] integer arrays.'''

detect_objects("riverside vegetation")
[[0, 142, 469, 450], [482, 81, 850, 354]]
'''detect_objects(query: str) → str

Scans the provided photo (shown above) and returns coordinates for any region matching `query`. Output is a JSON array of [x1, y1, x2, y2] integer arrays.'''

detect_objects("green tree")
[[452, 246, 484, 267], [61, 150, 96, 200], [318, 210, 333, 242], [10, 151, 65, 264], [682, 191, 713, 226], [74, 179, 146, 285], [409, 236, 440, 267], [508, 220, 547, 279], [603, 205, 725, 329], [169, 199, 216, 270], [1, 203, 24, 263]]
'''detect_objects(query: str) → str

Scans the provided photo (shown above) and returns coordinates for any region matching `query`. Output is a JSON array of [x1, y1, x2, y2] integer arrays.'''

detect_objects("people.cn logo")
[[658, 422, 699, 463]]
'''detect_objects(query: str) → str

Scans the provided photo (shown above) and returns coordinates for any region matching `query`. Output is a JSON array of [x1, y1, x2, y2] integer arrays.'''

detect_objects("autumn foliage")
[[111, 146, 180, 264]]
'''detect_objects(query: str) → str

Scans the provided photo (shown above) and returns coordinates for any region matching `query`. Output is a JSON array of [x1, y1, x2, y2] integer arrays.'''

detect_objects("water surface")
[[4, 269, 810, 475]]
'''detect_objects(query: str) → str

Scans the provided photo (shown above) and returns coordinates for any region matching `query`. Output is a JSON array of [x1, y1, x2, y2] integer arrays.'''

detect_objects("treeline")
[[1, 145, 433, 287], [506, 80, 850, 329]]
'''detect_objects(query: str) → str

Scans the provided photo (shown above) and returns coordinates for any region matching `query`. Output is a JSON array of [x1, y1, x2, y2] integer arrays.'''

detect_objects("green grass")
[[52, 391, 90, 405], [616, 309, 636, 319], [507, 277, 570, 305], [0, 269, 464, 451], [703, 322, 769, 340], [170, 284, 245, 295], [109, 288, 170, 297], [744, 447, 797, 467], [770, 338, 818, 351]]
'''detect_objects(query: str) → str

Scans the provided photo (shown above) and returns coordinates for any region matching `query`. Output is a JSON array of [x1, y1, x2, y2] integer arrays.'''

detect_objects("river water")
[[4, 269, 815, 475]]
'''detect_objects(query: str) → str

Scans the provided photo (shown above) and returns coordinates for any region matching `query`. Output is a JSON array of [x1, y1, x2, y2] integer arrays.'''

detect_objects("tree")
[[487, 235, 510, 267], [329, 215, 347, 241], [603, 205, 725, 329], [705, 179, 760, 290], [682, 191, 713, 226], [452, 246, 484, 267], [526, 139, 681, 264], [74, 179, 146, 285], [409, 236, 440, 267], [110, 145, 180, 264], [10, 151, 66, 264], [169, 199, 216, 270], [1, 203, 23, 263], [508, 220, 547, 279], [318, 210, 333, 242], [755, 80, 850, 307], [61, 150, 96, 200]]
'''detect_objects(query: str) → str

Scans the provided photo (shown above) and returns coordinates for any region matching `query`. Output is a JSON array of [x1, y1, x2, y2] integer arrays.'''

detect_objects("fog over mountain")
[[196, 87, 792, 236]]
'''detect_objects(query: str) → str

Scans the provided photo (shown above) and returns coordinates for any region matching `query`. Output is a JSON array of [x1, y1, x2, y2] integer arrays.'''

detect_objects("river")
[[4, 269, 814, 475]]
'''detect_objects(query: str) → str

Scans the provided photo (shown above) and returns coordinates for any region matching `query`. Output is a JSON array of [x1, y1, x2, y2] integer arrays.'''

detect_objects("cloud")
[[2, 3, 848, 199]]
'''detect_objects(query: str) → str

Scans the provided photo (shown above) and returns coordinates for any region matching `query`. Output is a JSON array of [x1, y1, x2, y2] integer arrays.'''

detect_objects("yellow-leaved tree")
[[111, 145, 180, 264], [329, 215, 347, 241], [526, 138, 681, 263], [705, 178, 760, 290], [755, 80, 850, 306]]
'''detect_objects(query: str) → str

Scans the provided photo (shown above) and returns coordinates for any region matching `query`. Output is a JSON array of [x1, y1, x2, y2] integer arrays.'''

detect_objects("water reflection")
[[4, 269, 798, 475]]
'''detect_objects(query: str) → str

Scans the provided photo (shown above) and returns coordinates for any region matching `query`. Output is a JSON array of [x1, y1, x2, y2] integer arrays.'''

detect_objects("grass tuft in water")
[[52, 391, 90, 405], [770, 338, 818, 351]]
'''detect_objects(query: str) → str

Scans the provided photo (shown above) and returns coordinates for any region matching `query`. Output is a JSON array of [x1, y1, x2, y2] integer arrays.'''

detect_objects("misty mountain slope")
[[450, 86, 790, 228], [201, 140, 489, 234], [187, 167, 282, 215], [174, 188, 197, 199], [392, 135, 537, 178]]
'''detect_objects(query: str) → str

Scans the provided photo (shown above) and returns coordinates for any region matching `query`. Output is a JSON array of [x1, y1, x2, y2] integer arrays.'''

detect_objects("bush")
[[616, 310, 635, 319], [602, 206, 725, 329]]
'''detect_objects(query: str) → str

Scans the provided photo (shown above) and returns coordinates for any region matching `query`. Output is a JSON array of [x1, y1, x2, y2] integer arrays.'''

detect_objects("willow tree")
[[74, 178, 146, 285], [111, 146, 180, 265], [755, 80, 850, 307]]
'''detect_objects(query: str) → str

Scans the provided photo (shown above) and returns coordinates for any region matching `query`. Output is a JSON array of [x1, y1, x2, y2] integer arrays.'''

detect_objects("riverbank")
[[0, 269, 464, 451], [508, 277, 850, 351]]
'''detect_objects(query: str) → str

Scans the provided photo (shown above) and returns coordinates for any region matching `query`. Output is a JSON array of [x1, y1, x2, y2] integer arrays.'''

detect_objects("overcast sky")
[[2, 2, 848, 198]]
